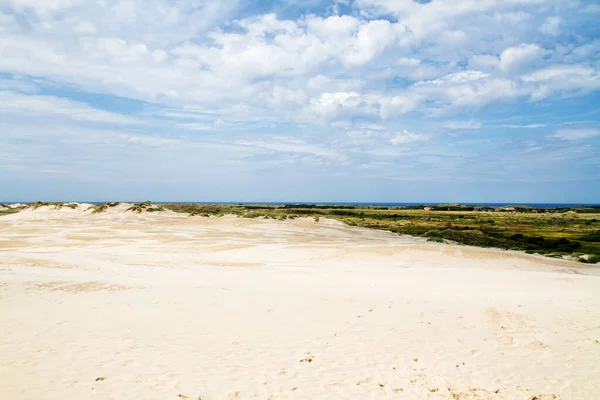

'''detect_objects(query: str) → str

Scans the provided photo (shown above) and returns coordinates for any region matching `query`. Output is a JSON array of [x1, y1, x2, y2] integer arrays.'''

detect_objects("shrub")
[[427, 236, 444, 243], [579, 231, 600, 242], [424, 229, 507, 247], [241, 211, 264, 218], [580, 254, 600, 264]]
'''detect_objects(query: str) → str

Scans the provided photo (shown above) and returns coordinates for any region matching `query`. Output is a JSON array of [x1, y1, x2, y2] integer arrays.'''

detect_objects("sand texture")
[[1, 205, 599, 399]]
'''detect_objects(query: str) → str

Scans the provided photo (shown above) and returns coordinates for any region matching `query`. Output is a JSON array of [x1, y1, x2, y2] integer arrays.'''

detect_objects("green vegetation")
[[160, 203, 600, 264], [126, 201, 165, 213], [0, 204, 21, 216], [2, 201, 599, 264], [26, 201, 79, 210], [88, 202, 120, 214], [427, 236, 444, 243]]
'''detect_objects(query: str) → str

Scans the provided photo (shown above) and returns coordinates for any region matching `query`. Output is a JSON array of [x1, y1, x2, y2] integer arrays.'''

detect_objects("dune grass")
[[160, 203, 600, 263], [2, 201, 599, 263]]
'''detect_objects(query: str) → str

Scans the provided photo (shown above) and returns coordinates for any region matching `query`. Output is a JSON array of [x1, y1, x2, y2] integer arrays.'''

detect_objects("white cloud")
[[6, 0, 83, 15], [311, 91, 377, 120], [396, 57, 421, 67], [493, 11, 532, 24], [540, 16, 562, 35], [550, 129, 600, 140], [390, 129, 429, 145], [522, 64, 600, 100], [408, 71, 524, 112], [468, 54, 499, 70], [445, 120, 482, 130], [499, 44, 548, 75], [0, 0, 597, 133], [235, 138, 338, 158], [342, 19, 406, 66], [502, 124, 546, 128], [0, 91, 141, 124]]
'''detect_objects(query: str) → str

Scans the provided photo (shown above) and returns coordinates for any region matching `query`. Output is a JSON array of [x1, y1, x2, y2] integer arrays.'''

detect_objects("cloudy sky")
[[1, 0, 599, 203]]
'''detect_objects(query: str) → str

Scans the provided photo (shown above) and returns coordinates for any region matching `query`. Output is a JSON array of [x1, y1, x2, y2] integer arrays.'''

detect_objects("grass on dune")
[[2, 201, 599, 263], [160, 203, 600, 263]]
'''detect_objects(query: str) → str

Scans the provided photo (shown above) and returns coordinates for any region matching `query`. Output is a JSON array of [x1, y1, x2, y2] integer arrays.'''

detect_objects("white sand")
[[1, 207, 599, 400]]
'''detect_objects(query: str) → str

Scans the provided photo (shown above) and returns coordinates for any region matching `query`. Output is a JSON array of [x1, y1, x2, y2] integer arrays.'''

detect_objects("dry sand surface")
[[1, 205, 599, 400]]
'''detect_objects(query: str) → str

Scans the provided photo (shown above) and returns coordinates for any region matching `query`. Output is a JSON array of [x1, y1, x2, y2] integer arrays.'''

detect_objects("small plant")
[[314, 216, 320, 222]]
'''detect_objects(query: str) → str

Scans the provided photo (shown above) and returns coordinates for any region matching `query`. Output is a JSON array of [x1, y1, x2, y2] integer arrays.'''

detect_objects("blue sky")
[[0, 0, 599, 203]]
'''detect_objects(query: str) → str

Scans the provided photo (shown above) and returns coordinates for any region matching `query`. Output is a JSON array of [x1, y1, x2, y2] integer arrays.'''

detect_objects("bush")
[[424, 229, 506, 247], [241, 211, 264, 218], [579, 231, 600, 242], [427, 236, 444, 243], [580, 254, 600, 264]]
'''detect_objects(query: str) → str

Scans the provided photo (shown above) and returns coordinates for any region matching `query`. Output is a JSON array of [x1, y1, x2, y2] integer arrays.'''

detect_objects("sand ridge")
[[1, 209, 599, 399]]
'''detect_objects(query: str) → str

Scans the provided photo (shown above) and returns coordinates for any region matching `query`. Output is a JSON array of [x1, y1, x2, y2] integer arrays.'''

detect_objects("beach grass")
[[3, 201, 599, 263], [160, 203, 600, 263]]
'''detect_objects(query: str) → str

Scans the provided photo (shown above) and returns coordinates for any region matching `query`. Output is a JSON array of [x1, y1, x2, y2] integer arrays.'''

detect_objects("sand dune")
[[1, 208, 599, 399]]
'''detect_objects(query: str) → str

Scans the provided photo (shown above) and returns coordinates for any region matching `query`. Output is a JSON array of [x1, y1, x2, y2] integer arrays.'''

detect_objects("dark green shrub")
[[427, 236, 444, 243]]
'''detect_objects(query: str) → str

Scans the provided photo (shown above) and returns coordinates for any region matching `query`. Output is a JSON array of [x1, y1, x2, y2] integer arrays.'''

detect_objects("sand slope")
[[1, 209, 599, 400]]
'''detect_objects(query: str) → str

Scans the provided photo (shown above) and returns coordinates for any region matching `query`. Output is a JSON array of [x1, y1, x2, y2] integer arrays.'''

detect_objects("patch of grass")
[[0, 207, 20, 216], [126, 201, 165, 213], [89, 202, 120, 214], [241, 211, 266, 218], [27, 201, 67, 210]]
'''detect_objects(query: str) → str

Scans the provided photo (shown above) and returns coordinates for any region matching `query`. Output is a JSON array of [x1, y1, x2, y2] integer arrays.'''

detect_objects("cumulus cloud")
[[0, 0, 599, 195], [499, 44, 548, 75]]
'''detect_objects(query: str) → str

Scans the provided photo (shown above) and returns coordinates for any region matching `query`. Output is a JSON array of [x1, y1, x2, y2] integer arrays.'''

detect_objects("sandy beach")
[[1, 204, 599, 400]]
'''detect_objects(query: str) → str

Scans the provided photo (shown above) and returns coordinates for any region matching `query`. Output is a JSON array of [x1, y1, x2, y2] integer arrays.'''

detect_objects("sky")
[[0, 0, 599, 203]]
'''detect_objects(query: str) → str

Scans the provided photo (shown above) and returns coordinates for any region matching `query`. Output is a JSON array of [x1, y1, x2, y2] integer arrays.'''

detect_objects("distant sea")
[[77, 202, 599, 208]]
